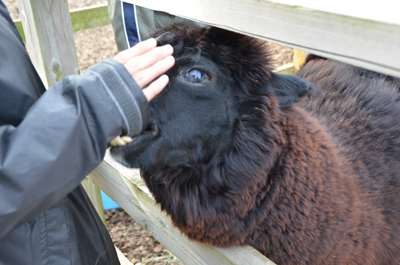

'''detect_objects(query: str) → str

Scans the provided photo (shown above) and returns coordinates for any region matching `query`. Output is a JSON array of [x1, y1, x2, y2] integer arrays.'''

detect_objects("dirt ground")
[[3, 1, 293, 264]]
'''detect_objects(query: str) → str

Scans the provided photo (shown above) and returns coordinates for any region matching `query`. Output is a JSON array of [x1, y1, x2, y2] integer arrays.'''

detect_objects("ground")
[[106, 209, 183, 265], [3, 0, 293, 264]]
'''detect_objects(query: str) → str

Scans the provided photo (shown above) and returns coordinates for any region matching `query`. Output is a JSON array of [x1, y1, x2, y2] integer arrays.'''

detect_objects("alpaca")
[[111, 25, 400, 264]]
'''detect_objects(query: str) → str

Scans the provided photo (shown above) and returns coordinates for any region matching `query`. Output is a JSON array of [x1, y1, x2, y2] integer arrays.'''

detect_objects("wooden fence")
[[14, 0, 400, 264], [122, 0, 400, 79]]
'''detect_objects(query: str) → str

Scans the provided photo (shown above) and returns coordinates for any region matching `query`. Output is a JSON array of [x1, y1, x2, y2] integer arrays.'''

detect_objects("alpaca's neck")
[[259, 106, 381, 264], [274, 106, 345, 196]]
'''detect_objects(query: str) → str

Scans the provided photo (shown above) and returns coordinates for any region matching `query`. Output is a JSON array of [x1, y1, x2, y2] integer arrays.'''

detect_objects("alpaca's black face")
[[110, 26, 313, 169], [110, 54, 241, 168]]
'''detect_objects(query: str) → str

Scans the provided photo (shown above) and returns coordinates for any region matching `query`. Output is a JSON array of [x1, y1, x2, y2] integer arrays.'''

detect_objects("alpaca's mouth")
[[110, 119, 159, 158]]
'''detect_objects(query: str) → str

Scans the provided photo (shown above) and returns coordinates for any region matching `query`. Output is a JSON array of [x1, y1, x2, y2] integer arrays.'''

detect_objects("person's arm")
[[0, 39, 174, 238]]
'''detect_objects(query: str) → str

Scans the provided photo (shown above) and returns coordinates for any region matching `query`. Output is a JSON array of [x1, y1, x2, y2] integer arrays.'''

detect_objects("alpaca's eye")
[[184, 69, 211, 84]]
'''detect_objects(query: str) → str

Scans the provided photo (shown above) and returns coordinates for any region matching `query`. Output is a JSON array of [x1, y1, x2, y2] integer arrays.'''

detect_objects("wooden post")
[[81, 178, 107, 225], [293, 49, 306, 73], [16, 0, 80, 87], [16, 0, 105, 219]]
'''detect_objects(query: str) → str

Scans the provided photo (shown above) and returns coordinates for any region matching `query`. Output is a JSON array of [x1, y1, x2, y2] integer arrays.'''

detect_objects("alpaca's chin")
[[109, 145, 143, 168], [109, 140, 152, 169], [110, 137, 209, 169]]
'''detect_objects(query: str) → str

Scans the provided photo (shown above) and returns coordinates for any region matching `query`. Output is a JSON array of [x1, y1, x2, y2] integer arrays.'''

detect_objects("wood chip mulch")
[[106, 209, 183, 265]]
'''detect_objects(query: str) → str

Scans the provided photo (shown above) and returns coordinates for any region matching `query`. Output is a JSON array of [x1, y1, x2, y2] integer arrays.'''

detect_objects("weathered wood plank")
[[81, 178, 107, 225], [123, 0, 400, 78], [293, 49, 306, 73], [275, 63, 295, 75], [89, 153, 276, 265], [116, 247, 133, 265], [16, 0, 80, 87], [266, 0, 399, 26], [13, 19, 25, 42]]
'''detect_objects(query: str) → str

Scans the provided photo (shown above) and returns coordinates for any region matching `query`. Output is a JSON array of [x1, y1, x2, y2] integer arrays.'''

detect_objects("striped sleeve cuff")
[[85, 58, 150, 137]]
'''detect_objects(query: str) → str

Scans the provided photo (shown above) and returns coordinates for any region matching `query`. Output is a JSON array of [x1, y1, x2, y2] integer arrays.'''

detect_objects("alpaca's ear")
[[265, 73, 315, 108]]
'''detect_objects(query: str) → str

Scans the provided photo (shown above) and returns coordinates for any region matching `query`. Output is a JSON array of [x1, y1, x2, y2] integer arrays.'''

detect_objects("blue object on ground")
[[101, 190, 121, 210]]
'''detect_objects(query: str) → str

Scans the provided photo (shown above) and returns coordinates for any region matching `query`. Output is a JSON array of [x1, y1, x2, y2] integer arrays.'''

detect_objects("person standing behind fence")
[[107, 0, 206, 51], [0, 1, 174, 264]]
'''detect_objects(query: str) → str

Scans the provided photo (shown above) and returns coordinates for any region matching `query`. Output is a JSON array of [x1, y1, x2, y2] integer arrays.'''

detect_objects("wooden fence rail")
[[124, 0, 400, 79]]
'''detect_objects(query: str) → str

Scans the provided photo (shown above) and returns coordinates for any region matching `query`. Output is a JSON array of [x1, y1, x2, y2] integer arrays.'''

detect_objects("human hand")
[[110, 39, 174, 147], [113, 38, 174, 101]]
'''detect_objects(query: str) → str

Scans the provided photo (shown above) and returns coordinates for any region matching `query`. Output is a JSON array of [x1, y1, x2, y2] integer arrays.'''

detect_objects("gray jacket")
[[0, 1, 148, 264]]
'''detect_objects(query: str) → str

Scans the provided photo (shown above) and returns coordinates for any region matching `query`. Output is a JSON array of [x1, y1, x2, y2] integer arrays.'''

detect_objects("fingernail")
[[143, 38, 156, 48], [162, 44, 173, 54], [164, 55, 175, 65], [160, 74, 169, 82]]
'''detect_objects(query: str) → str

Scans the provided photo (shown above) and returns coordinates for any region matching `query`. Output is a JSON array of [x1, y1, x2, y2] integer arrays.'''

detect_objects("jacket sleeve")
[[0, 59, 150, 238]]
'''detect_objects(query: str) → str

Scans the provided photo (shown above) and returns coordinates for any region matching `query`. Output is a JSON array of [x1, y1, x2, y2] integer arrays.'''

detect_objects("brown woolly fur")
[[111, 25, 400, 264]]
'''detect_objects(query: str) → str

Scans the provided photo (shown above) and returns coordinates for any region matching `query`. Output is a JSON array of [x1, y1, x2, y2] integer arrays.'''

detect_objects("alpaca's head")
[[111, 25, 313, 169]]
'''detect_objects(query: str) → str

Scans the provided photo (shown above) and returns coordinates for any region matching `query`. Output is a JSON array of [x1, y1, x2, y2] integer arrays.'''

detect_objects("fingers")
[[124, 44, 173, 77], [133, 55, 175, 88], [113, 40, 175, 102], [113, 38, 157, 65], [142, 75, 170, 101]]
